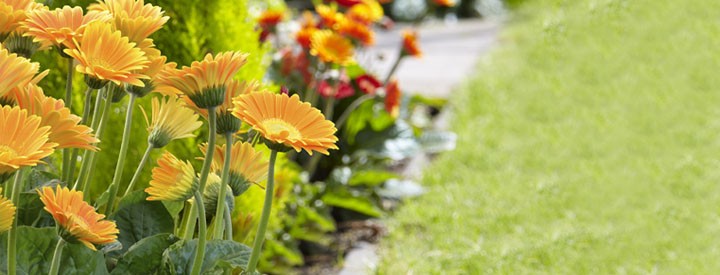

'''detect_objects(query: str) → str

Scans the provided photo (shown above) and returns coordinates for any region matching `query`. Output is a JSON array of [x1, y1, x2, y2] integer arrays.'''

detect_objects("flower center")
[[261, 118, 301, 140], [0, 145, 18, 159]]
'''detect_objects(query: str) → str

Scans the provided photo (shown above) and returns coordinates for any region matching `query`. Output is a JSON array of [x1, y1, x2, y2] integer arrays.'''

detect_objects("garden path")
[[339, 18, 502, 275]]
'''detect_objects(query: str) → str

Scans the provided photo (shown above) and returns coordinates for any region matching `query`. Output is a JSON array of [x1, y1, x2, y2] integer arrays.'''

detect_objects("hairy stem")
[[246, 150, 278, 274]]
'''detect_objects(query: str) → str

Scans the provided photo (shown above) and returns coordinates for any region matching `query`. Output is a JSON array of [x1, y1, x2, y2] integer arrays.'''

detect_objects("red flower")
[[384, 79, 401, 118], [334, 0, 363, 7], [355, 74, 382, 95], [319, 80, 355, 99]]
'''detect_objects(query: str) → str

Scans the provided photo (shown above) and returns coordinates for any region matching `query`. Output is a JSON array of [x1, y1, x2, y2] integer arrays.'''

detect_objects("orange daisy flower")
[[199, 141, 268, 196], [0, 48, 39, 97], [162, 51, 248, 109], [146, 151, 197, 201], [295, 26, 316, 49], [338, 19, 375, 46], [315, 5, 344, 29], [0, 105, 57, 177], [0, 0, 42, 38], [310, 30, 354, 66], [126, 39, 175, 97], [38, 186, 118, 250], [64, 21, 149, 88], [142, 96, 202, 148], [384, 78, 401, 118], [185, 79, 259, 134], [89, 0, 169, 43], [401, 29, 422, 58], [346, 0, 384, 24], [0, 188, 15, 233], [257, 10, 285, 28], [14, 84, 99, 150], [22, 6, 112, 50], [232, 92, 339, 155], [433, 0, 456, 7]]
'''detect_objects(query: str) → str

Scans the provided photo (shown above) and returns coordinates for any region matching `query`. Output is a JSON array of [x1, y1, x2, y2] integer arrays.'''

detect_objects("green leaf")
[[0, 226, 108, 275], [345, 63, 366, 78], [161, 239, 252, 274], [112, 233, 180, 275], [321, 191, 383, 217], [110, 190, 174, 257], [348, 170, 398, 187]]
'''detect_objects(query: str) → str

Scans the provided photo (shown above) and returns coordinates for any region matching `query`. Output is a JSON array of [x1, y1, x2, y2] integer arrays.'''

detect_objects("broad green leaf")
[[161, 239, 252, 274], [110, 190, 174, 257], [0, 226, 108, 275], [321, 191, 383, 217], [112, 233, 180, 275], [348, 170, 398, 187]]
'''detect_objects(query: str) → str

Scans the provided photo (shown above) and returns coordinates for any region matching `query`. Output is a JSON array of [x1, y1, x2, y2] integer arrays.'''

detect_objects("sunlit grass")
[[378, 0, 720, 273]]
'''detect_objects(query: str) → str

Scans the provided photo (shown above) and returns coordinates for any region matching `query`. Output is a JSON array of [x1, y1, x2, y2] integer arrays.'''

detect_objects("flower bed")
[[0, 0, 455, 273]]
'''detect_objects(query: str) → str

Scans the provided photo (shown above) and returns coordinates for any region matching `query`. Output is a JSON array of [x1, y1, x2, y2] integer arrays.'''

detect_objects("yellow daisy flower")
[[146, 151, 197, 201], [0, 187, 15, 233], [346, 0, 384, 24], [0, 48, 39, 97], [38, 186, 119, 251], [199, 141, 268, 196], [141, 96, 202, 148], [161, 51, 248, 109], [63, 21, 149, 88], [310, 29, 354, 66], [0, 105, 57, 178], [89, 0, 169, 43], [232, 92, 339, 155], [22, 6, 112, 50]]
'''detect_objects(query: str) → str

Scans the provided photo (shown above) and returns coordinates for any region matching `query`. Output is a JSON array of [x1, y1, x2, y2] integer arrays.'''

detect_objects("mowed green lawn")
[[378, 0, 720, 273]]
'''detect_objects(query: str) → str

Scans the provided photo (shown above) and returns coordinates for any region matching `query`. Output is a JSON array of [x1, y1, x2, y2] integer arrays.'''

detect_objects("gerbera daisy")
[[338, 18, 375, 46], [384, 78, 401, 118], [355, 74, 382, 95], [38, 186, 119, 250], [433, 0, 456, 7], [232, 92, 339, 155], [0, 48, 39, 97], [295, 26, 316, 49], [318, 79, 355, 99], [126, 39, 175, 97], [200, 141, 268, 196], [346, 0, 384, 24], [257, 10, 285, 29], [0, 0, 42, 39], [14, 84, 99, 150], [0, 105, 57, 178], [141, 96, 202, 148], [22, 6, 112, 50], [64, 21, 149, 88], [310, 30, 354, 66], [334, 0, 363, 7], [401, 29, 422, 58], [89, 0, 169, 43], [162, 51, 248, 109], [184, 79, 259, 134], [315, 5, 344, 29], [0, 188, 15, 233], [146, 151, 197, 201]]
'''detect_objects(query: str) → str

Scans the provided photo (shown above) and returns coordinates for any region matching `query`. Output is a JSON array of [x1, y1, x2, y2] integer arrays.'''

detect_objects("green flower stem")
[[190, 191, 208, 275], [323, 95, 335, 120], [64, 88, 95, 183], [182, 203, 198, 240], [335, 94, 374, 130], [62, 58, 74, 186], [384, 51, 404, 84], [123, 144, 154, 197], [212, 132, 233, 239], [74, 88, 107, 191], [224, 204, 233, 240], [104, 94, 136, 214], [48, 238, 66, 275], [246, 150, 279, 274], [7, 170, 24, 275], [189, 107, 217, 275], [75, 89, 112, 192]]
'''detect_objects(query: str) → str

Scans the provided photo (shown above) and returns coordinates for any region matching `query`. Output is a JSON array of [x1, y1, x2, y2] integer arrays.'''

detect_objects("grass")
[[377, 0, 720, 273]]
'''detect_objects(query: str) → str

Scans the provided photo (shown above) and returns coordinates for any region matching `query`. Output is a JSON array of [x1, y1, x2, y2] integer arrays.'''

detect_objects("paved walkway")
[[358, 19, 501, 98], [339, 18, 501, 275]]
